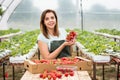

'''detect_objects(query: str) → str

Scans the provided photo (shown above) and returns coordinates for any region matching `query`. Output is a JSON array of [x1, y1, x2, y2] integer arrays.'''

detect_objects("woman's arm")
[[69, 39, 76, 55]]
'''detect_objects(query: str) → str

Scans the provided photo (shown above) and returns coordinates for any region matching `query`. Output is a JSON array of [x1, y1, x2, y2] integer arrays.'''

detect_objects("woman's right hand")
[[63, 39, 76, 46]]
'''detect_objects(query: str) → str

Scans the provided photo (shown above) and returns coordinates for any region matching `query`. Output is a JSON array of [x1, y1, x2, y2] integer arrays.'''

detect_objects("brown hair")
[[40, 9, 59, 39]]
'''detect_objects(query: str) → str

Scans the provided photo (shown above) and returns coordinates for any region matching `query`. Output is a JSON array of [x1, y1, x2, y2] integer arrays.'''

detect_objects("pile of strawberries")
[[32, 57, 81, 65], [66, 31, 77, 42], [39, 68, 74, 80]]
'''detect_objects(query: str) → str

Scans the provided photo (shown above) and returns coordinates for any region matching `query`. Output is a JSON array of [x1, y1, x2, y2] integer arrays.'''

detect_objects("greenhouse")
[[0, 0, 120, 80]]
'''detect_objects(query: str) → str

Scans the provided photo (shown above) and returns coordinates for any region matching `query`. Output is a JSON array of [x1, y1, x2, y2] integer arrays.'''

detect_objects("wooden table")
[[21, 71, 91, 80]]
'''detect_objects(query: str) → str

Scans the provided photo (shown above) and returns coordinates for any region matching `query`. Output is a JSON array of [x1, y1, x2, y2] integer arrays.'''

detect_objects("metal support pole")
[[38, 49, 40, 60], [76, 45, 79, 56], [12, 65, 15, 80], [0, 38, 1, 42], [102, 64, 105, 80], [93, 62, 96, 80], [117, 64, 119, 80], [114, 38, 117, 42], [3, 62, 6, 80], [80, 0, 83, 31]]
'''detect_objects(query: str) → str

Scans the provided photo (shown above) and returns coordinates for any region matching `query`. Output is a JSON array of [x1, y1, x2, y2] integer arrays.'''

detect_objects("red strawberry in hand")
[[66, 31, 77, 42]]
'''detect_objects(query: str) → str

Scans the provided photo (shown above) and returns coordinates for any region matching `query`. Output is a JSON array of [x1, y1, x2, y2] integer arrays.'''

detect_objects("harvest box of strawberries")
[[24, 57, 92, 74]]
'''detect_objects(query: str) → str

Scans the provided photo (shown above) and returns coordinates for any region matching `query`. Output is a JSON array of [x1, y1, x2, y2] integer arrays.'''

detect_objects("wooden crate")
[[24, 57, 92, 74]]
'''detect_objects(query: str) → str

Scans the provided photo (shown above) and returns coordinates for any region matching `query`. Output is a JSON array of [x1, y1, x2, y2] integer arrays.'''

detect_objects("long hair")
[[40, 9, 59, 39]]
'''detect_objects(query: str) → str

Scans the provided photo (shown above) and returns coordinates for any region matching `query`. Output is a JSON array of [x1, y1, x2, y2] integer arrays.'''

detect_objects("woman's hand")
[[63, 39, 76, 46]]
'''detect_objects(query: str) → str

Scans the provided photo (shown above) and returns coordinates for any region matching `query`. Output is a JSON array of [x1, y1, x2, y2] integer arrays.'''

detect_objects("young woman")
[[37, 9, 76, 59]]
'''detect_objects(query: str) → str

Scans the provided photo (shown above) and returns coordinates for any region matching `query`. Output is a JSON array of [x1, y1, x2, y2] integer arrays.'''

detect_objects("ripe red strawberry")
[[42, 74, 47, 79], [69, 72, 74, 76], [39, 74, 43, 78], [56, 72, 62, 79], [66, 31, 77, 42], [39, 59, 48, 63], [64, 73, 69, 77], [61, 57, 70, 61], [73, 58, 80, 62], [57, 74, 62, 78], [50, 73, 56, 80], [53, 76, 57, 80]]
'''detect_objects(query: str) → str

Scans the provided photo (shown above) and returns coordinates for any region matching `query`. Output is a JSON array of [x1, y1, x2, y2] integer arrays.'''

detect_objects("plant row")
[[67, 29, 120, 55], [95, 29, 120, 36], [0, 29, 40, 57], [0, 28, 20, 36]]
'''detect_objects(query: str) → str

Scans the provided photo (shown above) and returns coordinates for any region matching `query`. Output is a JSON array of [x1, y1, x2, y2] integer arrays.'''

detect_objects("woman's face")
[[44, 12, 56, 30]]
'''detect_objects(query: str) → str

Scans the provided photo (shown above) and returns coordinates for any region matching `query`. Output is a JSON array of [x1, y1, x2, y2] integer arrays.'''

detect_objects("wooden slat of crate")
[[20, 71, 91, 80]]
